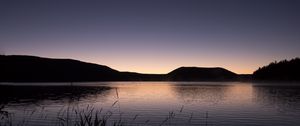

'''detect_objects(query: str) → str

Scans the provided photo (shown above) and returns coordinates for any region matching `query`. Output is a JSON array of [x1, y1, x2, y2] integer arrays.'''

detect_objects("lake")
[[1, 82, 300, 126]]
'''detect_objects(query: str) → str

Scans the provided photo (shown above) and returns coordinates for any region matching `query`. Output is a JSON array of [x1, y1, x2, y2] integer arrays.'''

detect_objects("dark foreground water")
[[1, 82, 300, 126]]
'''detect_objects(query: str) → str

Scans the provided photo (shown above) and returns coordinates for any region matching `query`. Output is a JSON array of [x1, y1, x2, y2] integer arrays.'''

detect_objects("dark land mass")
[[1, 55, 299, 82], [0, 55, 239, 82], [0, 55, 121, 82], [253, 58, 300, 81], [166, 67, 238, 81]]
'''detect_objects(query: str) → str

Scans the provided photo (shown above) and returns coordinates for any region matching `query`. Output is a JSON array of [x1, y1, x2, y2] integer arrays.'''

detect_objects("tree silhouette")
[[253, 58, 300, 81]]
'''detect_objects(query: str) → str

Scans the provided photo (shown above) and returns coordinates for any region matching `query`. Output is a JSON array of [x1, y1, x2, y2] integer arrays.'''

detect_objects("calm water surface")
[[1, 82, 300, 126]]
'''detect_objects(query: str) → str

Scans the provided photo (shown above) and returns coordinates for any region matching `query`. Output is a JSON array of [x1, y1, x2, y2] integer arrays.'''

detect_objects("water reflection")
[[171, 83, 254, 107], [0, 85, 112, 106], [253, 85, 300, 112], [172, 85, 229, 105], [102, 83, 178, 110], [0, 85, 114, 126], [1, 82, 300, 126]]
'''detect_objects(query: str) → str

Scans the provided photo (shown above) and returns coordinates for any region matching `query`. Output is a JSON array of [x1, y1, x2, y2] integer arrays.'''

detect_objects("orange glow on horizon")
[[17, 53, 275, 75]]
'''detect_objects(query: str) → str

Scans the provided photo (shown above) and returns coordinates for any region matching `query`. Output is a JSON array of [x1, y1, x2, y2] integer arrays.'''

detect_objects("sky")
[[0, 0, 299, 74]]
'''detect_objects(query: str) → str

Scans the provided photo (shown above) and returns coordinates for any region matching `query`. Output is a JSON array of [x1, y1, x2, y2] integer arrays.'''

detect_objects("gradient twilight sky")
[[0, 0, 299, 74]]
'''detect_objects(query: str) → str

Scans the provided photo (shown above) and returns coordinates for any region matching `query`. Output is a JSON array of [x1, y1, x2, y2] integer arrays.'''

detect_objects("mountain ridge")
[[0, 55, 239, 82]]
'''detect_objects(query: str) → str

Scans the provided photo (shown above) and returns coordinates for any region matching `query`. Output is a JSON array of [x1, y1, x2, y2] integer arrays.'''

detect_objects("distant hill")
[[0, 55, 121, 82], [253, 58, 300, 81], [166, 67, 238, 81], [0, 55, 239, 82]]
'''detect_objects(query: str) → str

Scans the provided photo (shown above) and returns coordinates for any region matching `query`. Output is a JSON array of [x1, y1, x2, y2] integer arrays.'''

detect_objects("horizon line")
[[1, 54, 257, 75]]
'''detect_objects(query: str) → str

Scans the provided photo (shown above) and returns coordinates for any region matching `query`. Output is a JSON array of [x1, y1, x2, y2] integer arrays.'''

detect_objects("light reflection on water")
[[1, 82, 300, 126]]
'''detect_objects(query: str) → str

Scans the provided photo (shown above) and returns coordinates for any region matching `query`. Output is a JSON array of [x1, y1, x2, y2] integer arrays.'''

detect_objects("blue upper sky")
[[0, 0, 299, 74]]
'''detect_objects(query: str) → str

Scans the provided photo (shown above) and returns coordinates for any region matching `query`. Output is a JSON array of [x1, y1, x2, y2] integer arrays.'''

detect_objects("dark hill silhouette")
[[0, 55, 121, 82], [166, 67, 238, 81], [0, 55, 239, 82], [253, 58, 300, 81]]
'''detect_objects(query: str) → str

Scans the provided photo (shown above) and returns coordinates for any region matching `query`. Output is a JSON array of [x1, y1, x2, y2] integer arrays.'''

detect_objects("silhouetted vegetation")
[[0, 55, 240, 82], [253, 58, 300, 81], [0, 105, 200, 126]]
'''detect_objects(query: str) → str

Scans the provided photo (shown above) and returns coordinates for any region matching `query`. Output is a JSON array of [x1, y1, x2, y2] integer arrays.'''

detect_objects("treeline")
[[253, 58, 300, 81]]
